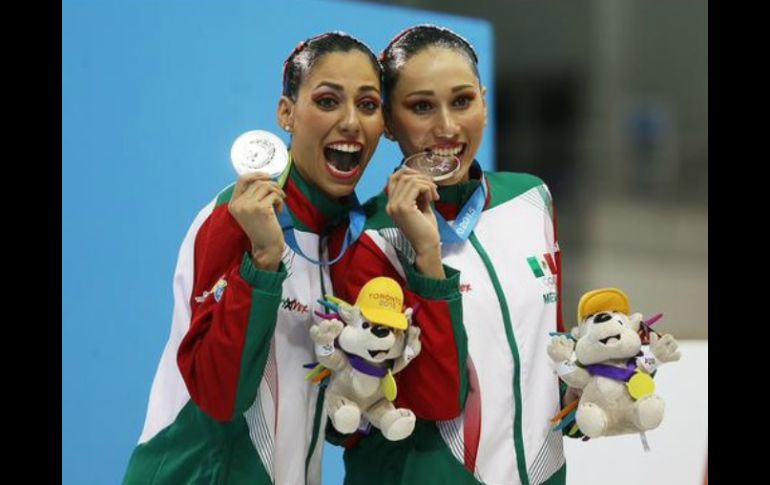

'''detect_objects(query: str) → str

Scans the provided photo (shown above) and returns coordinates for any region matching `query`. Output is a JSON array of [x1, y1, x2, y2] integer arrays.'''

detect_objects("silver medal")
[[403, 151, 461, 182], [230, 130, 289, 178]]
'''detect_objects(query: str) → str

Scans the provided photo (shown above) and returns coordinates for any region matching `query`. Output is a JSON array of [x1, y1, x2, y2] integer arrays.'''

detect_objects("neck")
[[290, 154, 345, 203], [284, 158, 352, 234], [433, 161, 488, 220]]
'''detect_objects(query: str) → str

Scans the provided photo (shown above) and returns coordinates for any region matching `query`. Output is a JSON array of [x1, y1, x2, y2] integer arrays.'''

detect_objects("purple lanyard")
[[584, 359, 637, 381]]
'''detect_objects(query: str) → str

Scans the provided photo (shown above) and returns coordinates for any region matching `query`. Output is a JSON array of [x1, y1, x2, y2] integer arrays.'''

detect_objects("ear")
[[277, 96, 295, 133], [628, 312, 643, 332], [338, 304, 361, 326], [404, 307, 414, 326]]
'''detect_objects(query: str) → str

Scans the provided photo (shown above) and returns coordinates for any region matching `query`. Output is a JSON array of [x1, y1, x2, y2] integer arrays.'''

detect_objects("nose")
[[339, 103, 361, 135], [433, 106, 459, 139], [370, 325, 392, 338], [593, 312, 612, 323]]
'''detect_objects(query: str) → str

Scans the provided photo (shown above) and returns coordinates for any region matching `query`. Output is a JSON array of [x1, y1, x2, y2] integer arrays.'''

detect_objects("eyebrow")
[[314, 81, 344, 91], [313, 81, 381, 95], [405, 84, 475, 98], [358, 85, 381, 95]]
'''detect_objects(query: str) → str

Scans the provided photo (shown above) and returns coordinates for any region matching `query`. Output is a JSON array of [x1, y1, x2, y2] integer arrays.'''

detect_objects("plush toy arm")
[[556, 362, 591, 389], [310, 318, 344, 345], [649, 332, 681, 364], [392, 326, 422, 375], [318, 350, 347, 372], [547, 335, 575, 363], [310, 319, 347, 371]]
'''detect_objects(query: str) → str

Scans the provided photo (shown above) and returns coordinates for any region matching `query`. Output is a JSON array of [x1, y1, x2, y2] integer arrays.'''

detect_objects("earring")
[[284, 125, 292, 133]]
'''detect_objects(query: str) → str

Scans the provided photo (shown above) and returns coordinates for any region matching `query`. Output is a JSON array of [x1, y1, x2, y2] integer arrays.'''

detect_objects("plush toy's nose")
[[593, 312, 612, 323], [371, 325, 392, 338]]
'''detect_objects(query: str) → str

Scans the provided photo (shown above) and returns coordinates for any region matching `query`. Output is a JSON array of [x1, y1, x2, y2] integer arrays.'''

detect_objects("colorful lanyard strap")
[[275, 157, 365, 266], [433, 161, 488, 243]]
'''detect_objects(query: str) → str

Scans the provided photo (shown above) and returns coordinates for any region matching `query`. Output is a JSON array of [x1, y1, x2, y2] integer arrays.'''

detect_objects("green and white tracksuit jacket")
[[328, 166, 566, 485], [123, 166, 464, 485]]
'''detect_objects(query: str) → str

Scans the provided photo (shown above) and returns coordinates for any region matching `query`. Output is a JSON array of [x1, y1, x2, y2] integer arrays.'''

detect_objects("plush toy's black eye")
[[362, 322, 370, 329], [593, 312, 612, 324]]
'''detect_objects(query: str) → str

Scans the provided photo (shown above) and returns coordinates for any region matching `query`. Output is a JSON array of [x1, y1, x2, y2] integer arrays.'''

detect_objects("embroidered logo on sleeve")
[[194, 277, 228, 303]]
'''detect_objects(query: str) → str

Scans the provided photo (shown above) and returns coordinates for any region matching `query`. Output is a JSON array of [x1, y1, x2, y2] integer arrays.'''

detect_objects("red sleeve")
[[177, 205, 286, 421]]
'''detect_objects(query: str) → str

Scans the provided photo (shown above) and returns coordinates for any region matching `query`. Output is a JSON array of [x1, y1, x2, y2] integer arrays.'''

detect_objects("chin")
[[437, 171, 465, 186], [323, 180, 357, 199]]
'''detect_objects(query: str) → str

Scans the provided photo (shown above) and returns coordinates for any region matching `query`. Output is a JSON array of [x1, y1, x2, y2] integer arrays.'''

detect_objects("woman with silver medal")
[[123, 32, 384, 485]]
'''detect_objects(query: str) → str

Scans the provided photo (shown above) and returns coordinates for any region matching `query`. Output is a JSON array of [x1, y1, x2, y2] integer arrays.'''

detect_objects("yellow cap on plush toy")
[[577, 288, 630, 321], [355, 277, 408, 330]]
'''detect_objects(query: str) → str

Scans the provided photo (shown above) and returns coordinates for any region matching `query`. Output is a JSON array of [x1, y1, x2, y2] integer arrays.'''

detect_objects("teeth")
[[327, 143, 362, 153], [432, 145, 463, 156]]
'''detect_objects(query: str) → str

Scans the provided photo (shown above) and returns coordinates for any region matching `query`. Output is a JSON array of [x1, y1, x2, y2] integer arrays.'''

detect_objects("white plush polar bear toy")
[[548, 288, 681, 439], [309, 277, 422, 441]]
